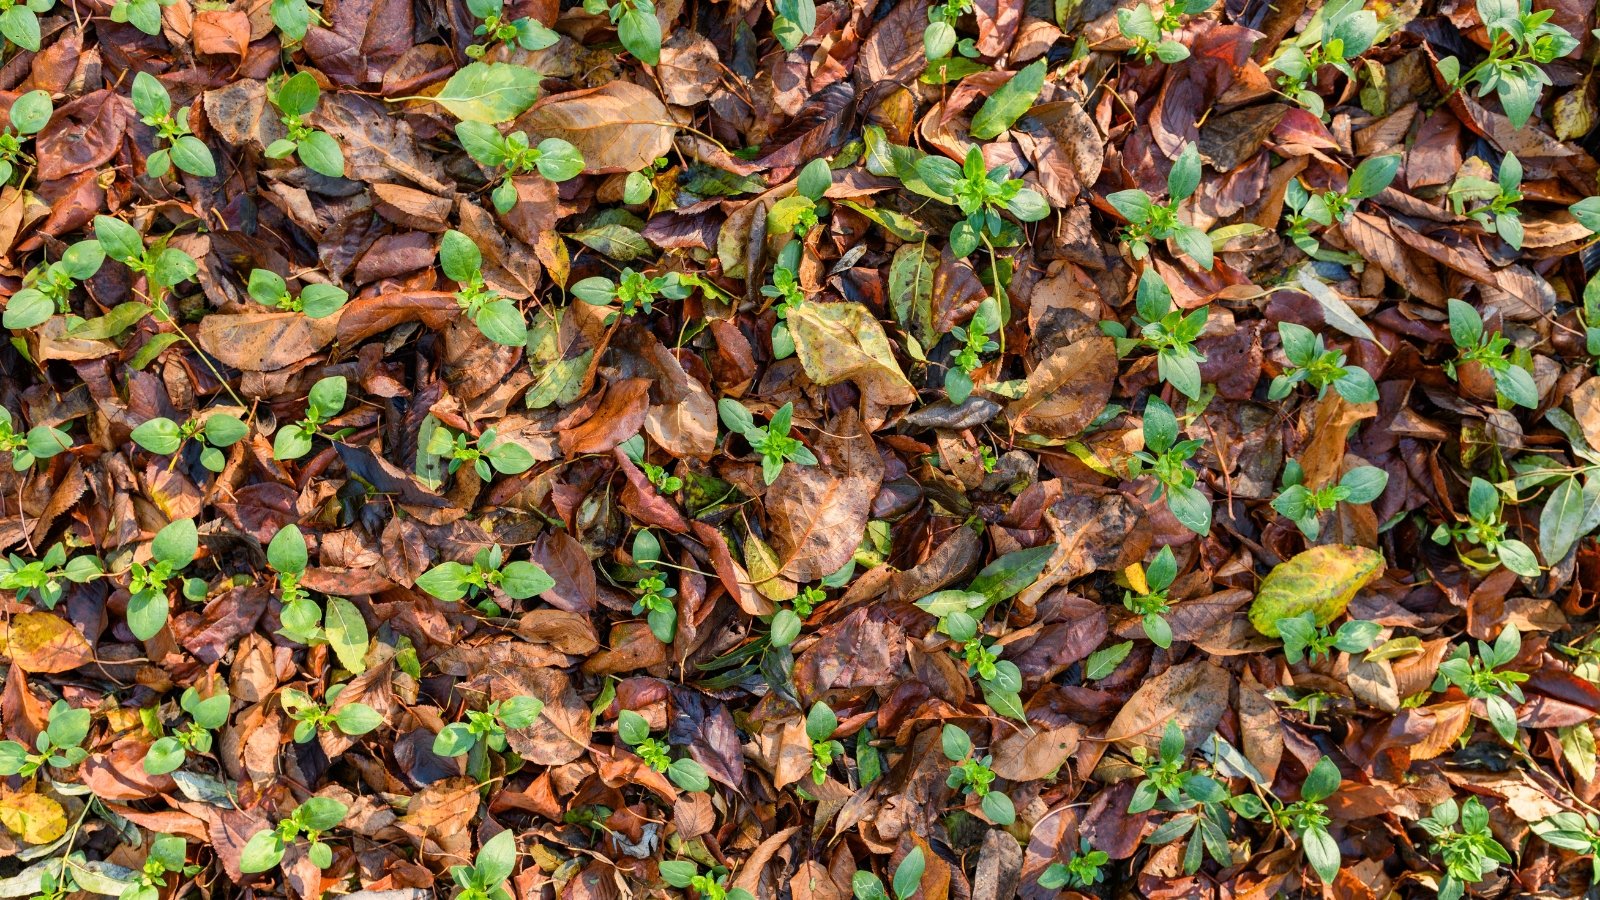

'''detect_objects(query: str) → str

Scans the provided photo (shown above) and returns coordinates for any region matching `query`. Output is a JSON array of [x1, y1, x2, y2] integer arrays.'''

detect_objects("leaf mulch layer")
[[3, 0, 1600, 899]]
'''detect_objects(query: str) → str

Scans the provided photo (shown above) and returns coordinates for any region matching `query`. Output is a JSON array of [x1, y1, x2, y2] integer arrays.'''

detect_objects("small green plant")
[[0, 406, 70, 470], [451, 830, 518, 900], [1124, 723, 1266, 874], [1107, 143, 1212, 269], [0, 700, 89, 777], [916, 145, 1049, 259], [1275, 611, 1380, 665], [239, 796, 348, 873], [247, 268, 347, 319], [1123, 545, 1178, 648], [424, 424, 535, 484], [659, 860, 757, 900], [852, 847, 924, 900], [2, 238, 103, 330], [804, 701, 845, 786], [265, 72, 345, 179], [456, 122, 582, 213], [1129, 722, 1190, 813], [1282, 154, 1399, 256], [632, 570, 678, 643], [1270, 322, 1378, 404], [0, 0, 53, 50], [120, 835, 200, 900], [923, 0, 974, 59], [1273, 756, 1344, 883], [434, 695, 544, 758], [1417, 797, 1512, 900], [416, 545, 554, 613], [0, 544, 102, 609], [769, 584, 823, 648], [717, 400, 817, 484], [273, 375, 350, 460], [1117, 0, 1213, 63], [1431, 623, 1528, 743], [110, 0, 172, 35], [616, 709, 710, 791], [946, 296, 1001, 404], [763, 241, 806, 360], [1436, 0, 1578, 127], [438, 230, 528, 346], [941, 724, 1014, 825], [623, 155, 668, 206], [126, 518, 203, 640], [1130, 396, 1210, 535], [131, 72, 216, 179], [1271, 459, 1388, 540], [1444, 298, 1537, 409], [465, 0, 557, 57], [1533, 811, 1600, 883], [1102, 268, 1208, 400], [572, 267, 691, 321], [582, 0, 662, 63], [771, 0, 816, 51], [620, 436, 681, 493], [1448, 153, 1525, 250], [280, 686, 382, 745], [1265, 0, 1377, 118], [1038, 839, 1109, 889], [1431, 477, 1540, 577], [132, 412, 249, 473], [93, 214, 198, 301], [0, 89, 50, 183], [768, 158, 832, 238], [142, 685, 229, 775]]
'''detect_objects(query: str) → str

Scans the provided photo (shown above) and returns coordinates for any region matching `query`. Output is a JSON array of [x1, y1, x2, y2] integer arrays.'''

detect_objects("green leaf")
[[2, 288, 54, 329], [432, 62, 542, 124], [1084, 641, 1133, 680], [456, 121, 509, 167], [333, 702, 382, 735], [308, 375, 347, 419], [1302, 756, 1341, 802], [659, 861, 697, 888], [568, 223, 651, 261], [8, 89, 51, 133], [1247, 545, 1385, 637], [980, 790, 1015, 825], [1539, 475, 1600, 564], [131, 418, 183, 455], [1167, 143, 1202, 202], [295, 797, 347, 832], [499, 560, 554, 599], [152, 518, 198, 567], [238, 830, 284, 874], [667, 757, 710, 792], [1301, 825, 1341, 883], [475, 830, 517, 886], [968, 544, 1057, 604], [1346, 154, 1400, 200], [324, 596, 369, 673], [93, 215, 145, 262], [617, 709, 650, 745], [142, 736, 186, 775], [171, 135, 216, 177], [473, 299, 528, 347], [805, 701, 837, 742], [433, 721, 477, 756], [274, 72, 321, 117], [892, 847, 924, 900], [969, 59, 1047, 140], [617, 6, 661, 65], [267, 524, 308, 574], [416, 561, 471, 602], [296, 130, 345, 178], [127, 590, 170, 640]]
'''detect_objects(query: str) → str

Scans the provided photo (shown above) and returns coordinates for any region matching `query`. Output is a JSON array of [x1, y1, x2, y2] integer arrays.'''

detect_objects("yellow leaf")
[[0, 612, 93, 673], [1247, 545, 1385, 637], [0, 788, 68, 844]]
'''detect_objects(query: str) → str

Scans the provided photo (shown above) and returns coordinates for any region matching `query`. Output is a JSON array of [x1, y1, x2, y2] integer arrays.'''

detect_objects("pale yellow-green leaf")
[[1247, 545, 1384, 637]]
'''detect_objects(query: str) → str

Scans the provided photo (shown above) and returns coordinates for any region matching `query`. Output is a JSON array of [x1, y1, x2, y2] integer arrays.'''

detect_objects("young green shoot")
[[718, 400, 817, 485], [1107, 143, 1213, 269], [0, 700, 90, 777], [416, 545, 555, 614], [851, 847, 925, 900], [582, 0, 662, 63], [1448, 152, 1526, 250], [0, 0, 53, 50], [424, 424, 535, 484], [1117, 0, 1214, 63], [265, 72, 345, 178], [142, 686, 229, 775], [450, 830, 518, 900], [659, 860, 757, 900], [0, 406, 71, 471], [1265, 0, 1378, 118], [1270, 321, 1379, 404], [941, 724, 1014, 825], [924, 0, 975, 59], [1276, 611, 1381, 665], [1130, 396, 1210, 535], [131, 72, 216, 178], [1431, 623, 1528, 743], [1102, 268, 1208, 400], [572, 267, 691, 322], [947, 296, 1001, 404], [1124, 545, 1178, 648], [805, 701, 845, 786], [456, 122, 582, 212], [247, 268, 347, 319], [439, 229, 528, 346], [239, 796, 348, 873], [0, 543, 102, 609], [131, 412, 249, 473], [0, 237, 102, 330], [120, 835, 200, 900], [125, 518, 203, 640], [1271, 459, 1388, 540], [465, 0, 558, 57], [110, 0, 172, 35], [1435, 0, 1578, 127], [0, 89, 50, 183], [1444, 298, 1538, 409], [916, 146, 1049, 260], [1417, 797, 1512, 900], [272, 375, 350, 460], [280, 686, 382, 744], [616, 709, 711, 791], [1431, 477, 1540, 577]]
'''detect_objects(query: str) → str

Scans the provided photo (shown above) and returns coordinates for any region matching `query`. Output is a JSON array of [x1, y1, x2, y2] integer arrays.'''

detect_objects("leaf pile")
[[3, 0, 1600, 898]]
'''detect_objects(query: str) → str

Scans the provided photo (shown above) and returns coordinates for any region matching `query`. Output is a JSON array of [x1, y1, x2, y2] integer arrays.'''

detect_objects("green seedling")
[[1432, 623, 1528, 743], [1, 237, 103, 330], [616, 709, 710, 791], [273, 375, 350, 460], [451, 830, 518, 900], [239, 796, 348, 873], [131, 412, 249, 473], [572, 267, 692, 321], [247, 268, 347, 319], [717, 400, 817, 485], [125, 518, 204, 640], [1436, 0, 1578, 126], [582, 0, 662, 63], [1417, 797, 1512, 900], [1124, 545, 1178, 648], [916, 145, 1049, 259], [440, 229, 528, 346], [941, 724, 1014, 825], [424, 424, 535, 483], [620, 435, 681, 493], [0, 700, 89, 777], [142, 685, 229, 775], [434, 695, 544, 758], [1270, 321, 1378, 404], [660, 860, 756, 900], [805, 701, 845, 786], [771, 0, 816, 51], [270, 0, 322, 41], [924, 0, 974, 58], [1448, 153, 1525, 250], [1444, 298, 1538, 409], [120, 835, 200, 900], [1038, 839, 1108, 889], [416, 545, 555, 613], [465, 0, 557, 57], [265, 72, 345, 178], [93, 214, 198, 300], [0, 406, 71, 470], [0, 0, 53, 49], [456, 122, 582, 212], [1107, 143, 1213, 269], [1271, 459, 1388, 540], [1117, 0, 1214, 63], [851, 847, 924, 900], [0, 89, 50, 183], [1266, 0, 1378, 118], [769, 584, 823, 649], [1534, 811, 1600, 883], [1431, 477, 1540, 577], [0, 543, 102, 609], [946, 295, 1001, 404], [131, 72, 215, 178], [1130, 396, 1210, 535], [110, 0, 171, 35], [280, 686, 382, 744], [1276, 611, 1380, 665], [1273, 756, 1344, 883], [1102, 268, 1208, 399], [1283, 154, 1399, 256]]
